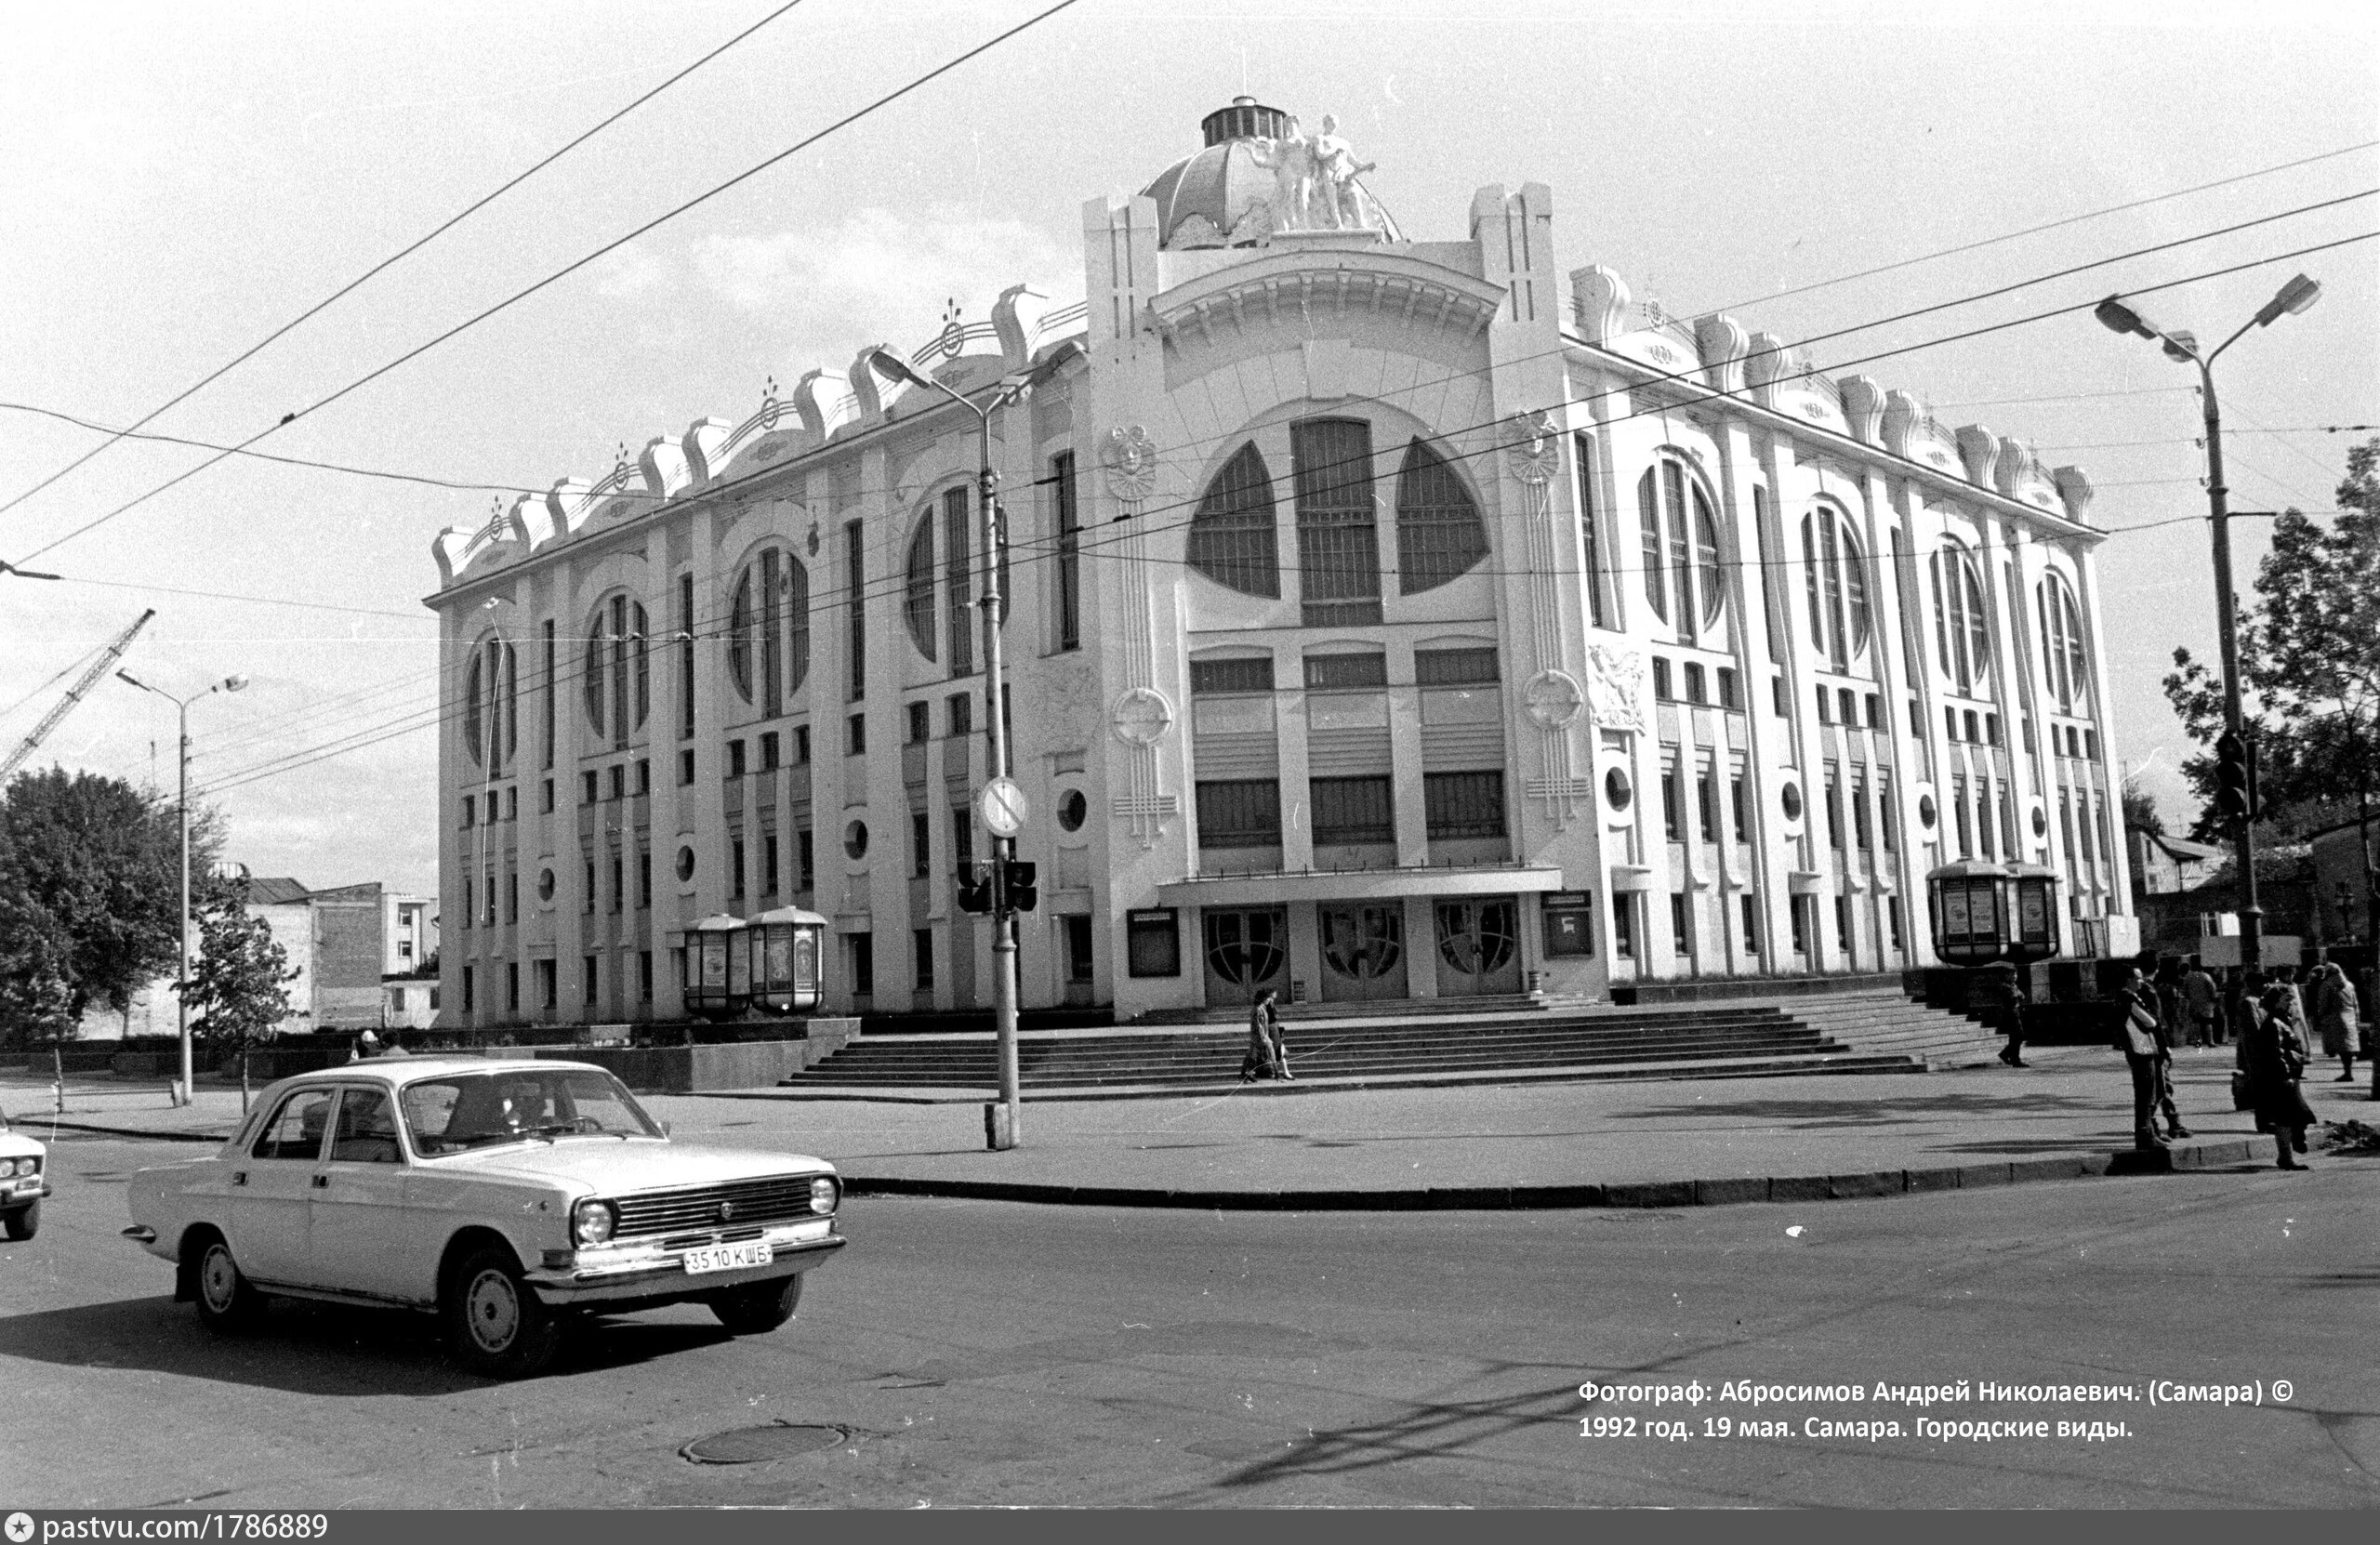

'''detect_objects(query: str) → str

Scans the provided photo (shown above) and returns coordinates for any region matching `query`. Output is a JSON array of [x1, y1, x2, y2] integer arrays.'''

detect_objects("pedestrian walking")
[[2244, 978, 2317, 1169], [2310, 959, 2360, 1082], [2113, 968, 2188, 1149], [1972, 958, 2027, 1066], [2156, 962, 2186, 1053], [1240, 988, 1289, 1082], [2181, 959, 2220, 1048]]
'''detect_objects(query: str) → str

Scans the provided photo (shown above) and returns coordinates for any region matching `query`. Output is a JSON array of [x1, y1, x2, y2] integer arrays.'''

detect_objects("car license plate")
[[683, 1242, 771, 1275]]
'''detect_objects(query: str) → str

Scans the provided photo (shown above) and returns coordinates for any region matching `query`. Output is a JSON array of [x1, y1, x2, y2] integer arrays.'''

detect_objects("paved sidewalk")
[[8, 1047, 2374, 1209]]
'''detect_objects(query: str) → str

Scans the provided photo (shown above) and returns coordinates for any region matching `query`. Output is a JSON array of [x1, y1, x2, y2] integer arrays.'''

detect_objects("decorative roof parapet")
[[1572, 264, 1629, 342], [992, 284, 1057, 373], [545, 477, 597, 538], [798, 368, 857, 441], [1742, 331, 1799, 407], [639, 435, 691, 503], [1954, 425, 2000, 490], [506, 493, 553, 550], [1570, 264, 1701, 376], [846, 350, 896, 421], [2053, 466, 2096, 525], [1994, 434, 2064, 516], [1694, 313, 1748, 396], [1837, 376, 1885, 447], [683, 417, 734, 484]]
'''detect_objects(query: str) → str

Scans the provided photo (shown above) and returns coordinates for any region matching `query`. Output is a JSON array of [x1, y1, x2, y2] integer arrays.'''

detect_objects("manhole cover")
[[681, 1423, 849, 1464]]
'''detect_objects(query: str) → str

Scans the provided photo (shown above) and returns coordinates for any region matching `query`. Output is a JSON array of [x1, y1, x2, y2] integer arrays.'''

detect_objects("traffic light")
[[1002, 858, 1038, 913], [2213, 732, 2260, 824], [957, 861, 993, 915]]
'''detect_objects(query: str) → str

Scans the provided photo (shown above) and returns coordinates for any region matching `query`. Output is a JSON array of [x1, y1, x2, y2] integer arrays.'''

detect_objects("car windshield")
[[400, 1069, 663, 1155]]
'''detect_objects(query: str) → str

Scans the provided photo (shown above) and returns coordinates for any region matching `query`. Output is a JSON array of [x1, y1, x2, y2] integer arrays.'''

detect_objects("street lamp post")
[[862, 347, 1056, 1151], [118, 669, 248, 1106], [2094, 272, 2321, 981]]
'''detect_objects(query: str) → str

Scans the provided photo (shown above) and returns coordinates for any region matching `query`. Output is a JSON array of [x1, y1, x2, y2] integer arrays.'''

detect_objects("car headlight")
[[809, 1175, 839, 1216], [571, 1198, 616, 1247], [8, 1158, 31, 1178]]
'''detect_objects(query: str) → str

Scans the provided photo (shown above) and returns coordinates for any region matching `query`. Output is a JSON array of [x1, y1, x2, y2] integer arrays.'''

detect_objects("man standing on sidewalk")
[[2181, 958, 2220, 1047], [1973, 959, 2028, 1067]]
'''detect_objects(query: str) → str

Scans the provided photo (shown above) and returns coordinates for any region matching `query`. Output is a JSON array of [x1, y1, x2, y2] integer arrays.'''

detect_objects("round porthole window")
[[536, 867, 555, 902], [1604, 766, 1633, 812], [844, 820, 869, 860], [675, 846, 695, 882], [1919, 794, 1938, 830], [1057, 788, 1088, 832], [2030, 805, 2048, 839], [1780, 782, 1805, 822]]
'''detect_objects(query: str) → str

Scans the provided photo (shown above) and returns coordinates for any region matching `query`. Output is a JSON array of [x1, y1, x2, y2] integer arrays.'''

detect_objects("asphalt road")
[[2, 1133, 2374, 1508]]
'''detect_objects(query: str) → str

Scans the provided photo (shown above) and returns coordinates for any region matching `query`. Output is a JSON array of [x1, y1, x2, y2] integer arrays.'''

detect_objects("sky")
[[1, 0, 2373, 898]]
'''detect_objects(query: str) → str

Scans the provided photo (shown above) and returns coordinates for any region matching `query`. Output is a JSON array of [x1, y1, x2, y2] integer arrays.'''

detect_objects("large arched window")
[[2037, 570, 2090, 713], [729, 547, 811, 711], [1394, 438, 1488, 593], [1636, 455, 1724, 640], [900, 488, 977, 675], [461, 633, 515, 771], [1800, 504, 1871, 672], [584, 594, 649, 744], [1929, 541, 1992, 695], [1187, 442, 1279, 598], [1292, 417, 1381, 627]]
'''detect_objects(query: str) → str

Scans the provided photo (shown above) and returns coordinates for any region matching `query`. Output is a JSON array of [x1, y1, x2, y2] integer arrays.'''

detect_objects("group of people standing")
[[2115, 957, 2364, 1169]]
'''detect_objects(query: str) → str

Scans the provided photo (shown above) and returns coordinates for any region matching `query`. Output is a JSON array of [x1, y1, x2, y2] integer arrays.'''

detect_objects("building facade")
[[428, 101, 2133, 1029]]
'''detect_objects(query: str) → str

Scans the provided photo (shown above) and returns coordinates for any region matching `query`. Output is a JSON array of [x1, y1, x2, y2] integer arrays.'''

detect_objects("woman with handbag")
[[2114, 968, 2188, 1150], [2245, 978, 2318, 1169]]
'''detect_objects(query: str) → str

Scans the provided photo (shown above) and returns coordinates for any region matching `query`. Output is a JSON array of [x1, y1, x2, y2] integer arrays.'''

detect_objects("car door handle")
[[311, 1174, 329, 1189], [231, 1171, 247, 1186]]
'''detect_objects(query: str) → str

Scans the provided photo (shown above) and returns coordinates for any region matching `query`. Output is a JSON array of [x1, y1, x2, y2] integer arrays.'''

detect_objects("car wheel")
[[445, 1245, 562, 1379], [192, 1232, 265, 1333], [709, 1274, 802, 1335], [3, 1202, 36, 1241]]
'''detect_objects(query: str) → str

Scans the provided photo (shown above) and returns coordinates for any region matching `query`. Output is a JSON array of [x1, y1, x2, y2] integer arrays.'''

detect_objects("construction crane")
[[1, 609, 155, 782]]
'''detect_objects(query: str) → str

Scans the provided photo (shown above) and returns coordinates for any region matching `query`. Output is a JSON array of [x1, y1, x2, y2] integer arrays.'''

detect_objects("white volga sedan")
[[1, 1109, 49, 1240], [124, 1058, 845, 1378]]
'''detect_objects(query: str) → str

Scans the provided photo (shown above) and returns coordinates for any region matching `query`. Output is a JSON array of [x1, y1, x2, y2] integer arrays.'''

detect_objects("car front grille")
[[612, 1175, 817, 1239]]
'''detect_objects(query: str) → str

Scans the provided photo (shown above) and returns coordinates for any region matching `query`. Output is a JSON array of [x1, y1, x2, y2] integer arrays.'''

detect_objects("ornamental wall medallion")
[[1506, 410, 1562, 484], [1523, 669, 1583, 730], [1110, 686, 1175, 747], [1103, 425, 1158, 500]]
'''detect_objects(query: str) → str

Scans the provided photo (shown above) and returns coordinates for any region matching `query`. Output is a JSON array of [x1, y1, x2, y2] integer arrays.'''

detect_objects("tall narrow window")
[[944, 486, 974, 676], [1931, 541, 1992, 695], [1053, 450, 1081, 650], [1801, 505, 1868, 671], [679, 572, 695, 739], [1638, 467, 1667, 621], [1637, 455, 1724, 639], [541, 620, 556, 770], [1575, 431, 1607, 627], [1186, 442, 1279, 597], [1394, 437, 1488, 593], [728, 571, 756, 701], [2037, 571, 2091, 713], [760, 548, 782, 715], [845, 522, 866, 701], [784, 551, 809, 695], [904, 515, 938, 662], [1292, 417, 1382, 627], [1753, 486, 1779, 663]]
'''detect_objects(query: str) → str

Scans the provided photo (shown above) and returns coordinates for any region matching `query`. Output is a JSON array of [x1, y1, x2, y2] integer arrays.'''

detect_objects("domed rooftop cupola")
[[1140, 96, 1400, 251]]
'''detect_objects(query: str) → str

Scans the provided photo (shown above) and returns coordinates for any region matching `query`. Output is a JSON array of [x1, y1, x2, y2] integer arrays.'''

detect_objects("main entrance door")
[[1201, 907, 1289, 1007], [1434, 897, 1522, 997], [1317, 904, 1408, 1001]]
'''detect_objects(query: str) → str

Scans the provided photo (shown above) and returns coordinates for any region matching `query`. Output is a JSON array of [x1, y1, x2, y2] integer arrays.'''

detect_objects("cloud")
[[588, 241, 676, 299], [686, 205, 1077, 343]]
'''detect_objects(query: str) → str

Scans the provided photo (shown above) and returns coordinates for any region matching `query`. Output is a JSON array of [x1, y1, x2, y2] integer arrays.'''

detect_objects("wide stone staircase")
[[782, 993, 1974, 1096]]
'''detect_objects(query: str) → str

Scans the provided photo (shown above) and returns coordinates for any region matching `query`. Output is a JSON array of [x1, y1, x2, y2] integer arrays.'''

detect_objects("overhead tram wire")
[[0, 0, 813, 529], [8, 0, 1083, 572], [1691, 138, 2380, 319], [13, 170, 2356, 593], [187, 226, 2380, 795]]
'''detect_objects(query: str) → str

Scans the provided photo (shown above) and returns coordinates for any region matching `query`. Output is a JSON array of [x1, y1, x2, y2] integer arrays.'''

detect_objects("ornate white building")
[[428, 99, 2135, 1029]]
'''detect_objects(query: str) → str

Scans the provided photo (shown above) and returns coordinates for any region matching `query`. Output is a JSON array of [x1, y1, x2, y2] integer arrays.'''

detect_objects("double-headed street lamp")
[[861, 346, 1060, 1151], [2094, 271, 2321, 979], [118, 668, 248, 1107]]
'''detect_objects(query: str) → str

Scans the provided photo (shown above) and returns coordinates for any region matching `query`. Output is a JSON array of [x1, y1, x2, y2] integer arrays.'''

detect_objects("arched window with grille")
[[900, 490, 977, 675], [1635, 454, 1723, 640], [1800, 504, 1871, 672], [462, 633, 514, 771], [586, 594, 649, 741], [1929, 540, 1992, 695], [1187, 442, 1279, 598], [729, 548, 812, 713], [1291, 417, 1381, 627], [1394, 437, 1488, 593], [2037, 570, 2091, 713], [903, 518, 937, 663]]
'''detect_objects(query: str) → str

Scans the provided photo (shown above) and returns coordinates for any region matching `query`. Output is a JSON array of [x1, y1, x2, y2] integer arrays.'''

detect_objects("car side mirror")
[[660, 1121, 673, 1138]]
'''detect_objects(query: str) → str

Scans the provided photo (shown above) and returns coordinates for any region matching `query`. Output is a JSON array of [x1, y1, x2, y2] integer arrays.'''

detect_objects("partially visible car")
[[1, 1109, 50, 1241], [124, 1058, 845, 1377]]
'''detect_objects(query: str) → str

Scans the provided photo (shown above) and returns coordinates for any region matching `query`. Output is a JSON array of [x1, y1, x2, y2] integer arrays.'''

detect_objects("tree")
[[2121, 784, 2164, 838], [2163, 438, 2380, 846], [184, 872, 297, 1107], [0, 768, 210, 1051]]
